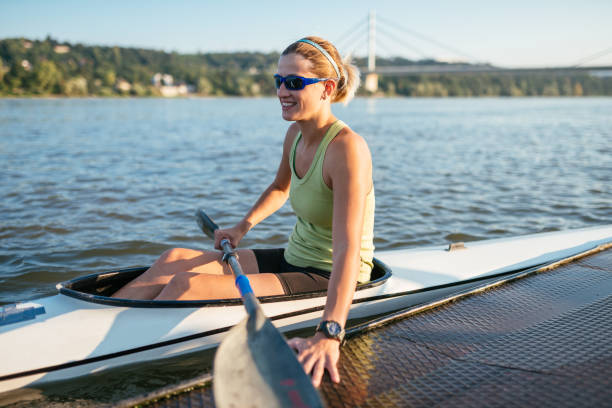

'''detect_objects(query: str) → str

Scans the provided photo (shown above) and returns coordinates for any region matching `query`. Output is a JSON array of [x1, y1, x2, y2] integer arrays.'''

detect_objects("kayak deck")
[[120, 243, 612, 407]]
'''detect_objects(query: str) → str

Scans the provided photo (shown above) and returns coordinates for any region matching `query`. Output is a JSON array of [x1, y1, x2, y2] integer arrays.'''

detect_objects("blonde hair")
[[282, 36, 360, 104]]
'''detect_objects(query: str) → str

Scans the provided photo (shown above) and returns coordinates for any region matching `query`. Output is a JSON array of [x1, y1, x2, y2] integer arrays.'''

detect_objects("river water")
[[1, 97, 611, 406]]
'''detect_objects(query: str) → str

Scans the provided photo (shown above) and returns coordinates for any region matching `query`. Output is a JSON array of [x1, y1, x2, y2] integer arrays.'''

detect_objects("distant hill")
[[0, 37, 280, 97], [1, 37, 610, 97]]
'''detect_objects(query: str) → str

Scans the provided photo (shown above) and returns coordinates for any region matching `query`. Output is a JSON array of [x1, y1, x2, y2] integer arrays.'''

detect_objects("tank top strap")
[[315, 120, 346, 163], [309, 120, 346, 177], [289, 129, 301, 172]]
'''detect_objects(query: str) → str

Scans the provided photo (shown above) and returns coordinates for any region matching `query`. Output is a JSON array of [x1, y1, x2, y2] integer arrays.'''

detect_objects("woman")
[[113, 36, 374, 388]]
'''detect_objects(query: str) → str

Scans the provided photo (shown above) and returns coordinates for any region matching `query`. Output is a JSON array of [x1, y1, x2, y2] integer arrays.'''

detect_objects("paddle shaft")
[[219, 239, 258, 316], [196, 209, 258, 315], [196, 209, 323, 407]]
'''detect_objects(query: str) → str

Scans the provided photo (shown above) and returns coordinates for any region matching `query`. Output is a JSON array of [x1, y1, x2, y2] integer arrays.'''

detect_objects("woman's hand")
[[287, 332, 341, 388], [214, 220, 250, 249]]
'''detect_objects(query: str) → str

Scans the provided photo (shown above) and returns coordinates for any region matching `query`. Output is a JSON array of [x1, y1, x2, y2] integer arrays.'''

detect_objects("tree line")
[[1, 37, 610, 97], [376, 72, 611, 97]]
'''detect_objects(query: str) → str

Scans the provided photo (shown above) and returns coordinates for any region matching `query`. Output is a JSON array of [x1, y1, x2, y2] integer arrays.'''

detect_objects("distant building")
[[54, 45, 70, 54], [21, 60, 32, 71], [159, 83, 194, 97], [152, 73, 174, 86], [152, 73, 193, 97], [23, 40, 32, 49]]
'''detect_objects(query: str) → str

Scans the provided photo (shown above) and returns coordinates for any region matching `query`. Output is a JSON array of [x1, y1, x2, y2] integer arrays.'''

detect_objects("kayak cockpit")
[[57, 258, 392, 308]]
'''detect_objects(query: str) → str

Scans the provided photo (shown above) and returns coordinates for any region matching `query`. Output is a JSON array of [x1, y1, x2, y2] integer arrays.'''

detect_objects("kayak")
[[1, 225, 611, 393]]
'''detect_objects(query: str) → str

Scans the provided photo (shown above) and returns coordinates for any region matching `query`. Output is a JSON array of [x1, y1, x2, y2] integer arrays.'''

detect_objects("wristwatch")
[[315, 320, 345, 344]]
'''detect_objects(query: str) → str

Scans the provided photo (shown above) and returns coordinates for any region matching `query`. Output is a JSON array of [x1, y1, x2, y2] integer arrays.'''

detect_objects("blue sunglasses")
[[274, 74, 332, 90]]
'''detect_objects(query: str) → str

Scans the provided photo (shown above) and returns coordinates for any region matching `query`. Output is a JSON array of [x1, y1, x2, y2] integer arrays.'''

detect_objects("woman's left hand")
[[287, 332, 341, 388]]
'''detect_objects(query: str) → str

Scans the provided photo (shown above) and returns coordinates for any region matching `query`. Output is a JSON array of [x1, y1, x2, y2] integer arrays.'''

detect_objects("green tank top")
[[284, 120, 375, 283]]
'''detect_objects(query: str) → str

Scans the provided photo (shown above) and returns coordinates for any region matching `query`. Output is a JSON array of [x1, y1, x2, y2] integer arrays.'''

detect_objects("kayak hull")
[[1, 225, 612, 393]]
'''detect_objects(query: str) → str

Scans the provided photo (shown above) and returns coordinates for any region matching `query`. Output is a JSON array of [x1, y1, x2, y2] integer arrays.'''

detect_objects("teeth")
[[282, 102, 295, 107]]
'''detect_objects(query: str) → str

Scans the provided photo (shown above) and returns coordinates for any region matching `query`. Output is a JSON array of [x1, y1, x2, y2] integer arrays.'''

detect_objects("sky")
[[1, 0, 611, 68]]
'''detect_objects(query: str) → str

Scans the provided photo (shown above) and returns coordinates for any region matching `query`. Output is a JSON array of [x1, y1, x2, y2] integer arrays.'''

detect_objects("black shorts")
[[252, 248, 330, 295]]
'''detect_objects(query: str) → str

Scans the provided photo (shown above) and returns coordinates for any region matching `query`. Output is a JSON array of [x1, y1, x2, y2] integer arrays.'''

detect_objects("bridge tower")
[[364, 10, 379, 93]]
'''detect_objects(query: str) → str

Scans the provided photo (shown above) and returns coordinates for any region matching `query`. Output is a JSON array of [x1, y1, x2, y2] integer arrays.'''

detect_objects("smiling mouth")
[[281, 101, 297, 110]]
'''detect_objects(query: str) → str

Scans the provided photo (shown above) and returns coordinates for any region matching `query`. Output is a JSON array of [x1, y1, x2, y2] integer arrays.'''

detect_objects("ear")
[[322, 79, 336, 99]]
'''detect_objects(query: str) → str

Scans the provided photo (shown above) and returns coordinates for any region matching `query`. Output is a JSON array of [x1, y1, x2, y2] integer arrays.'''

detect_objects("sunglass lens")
[[286, 76, 304, 90], [274, 75, 282, 89]]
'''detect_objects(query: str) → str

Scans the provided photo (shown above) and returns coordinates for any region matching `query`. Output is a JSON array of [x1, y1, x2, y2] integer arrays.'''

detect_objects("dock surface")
[[125, 246, 612, 407]]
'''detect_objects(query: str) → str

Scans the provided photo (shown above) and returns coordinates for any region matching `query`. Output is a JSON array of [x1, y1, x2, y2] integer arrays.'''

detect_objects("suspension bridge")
[[335, 11, 612, 92]]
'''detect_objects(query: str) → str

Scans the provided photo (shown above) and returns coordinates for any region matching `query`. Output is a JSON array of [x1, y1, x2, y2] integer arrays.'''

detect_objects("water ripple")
[[1, 97, 611, 306]]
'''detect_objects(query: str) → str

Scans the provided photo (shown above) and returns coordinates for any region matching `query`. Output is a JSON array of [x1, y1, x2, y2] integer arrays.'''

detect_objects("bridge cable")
[[376, 25, 431, 60], [374, 40, 403, 61], [335, 17, 369, 51], [571, 46, 612, 68], [337, 34, 368, 58], [343, 30, 369, 60], [377, 15, 480, 62], [337, 28, 369, 57]]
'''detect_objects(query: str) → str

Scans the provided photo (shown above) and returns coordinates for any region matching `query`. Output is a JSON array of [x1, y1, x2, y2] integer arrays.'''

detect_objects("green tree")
[[560, 78, 573, 96], [4, 62, 30, 93], [0, 59, 6, 83], [131, 82, 147, 96], [34, 60, 62, 94], [197, 76, 213, 95], [112, 46, 121, 67], [103, 69, 116, 87], [542, 81, 560, 96], [62, 76, 88, 95], [573, 82, 583, 96]]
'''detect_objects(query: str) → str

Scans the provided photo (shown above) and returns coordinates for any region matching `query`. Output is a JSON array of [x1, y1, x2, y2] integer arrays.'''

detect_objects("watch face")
[[326, 321, 342, 336]]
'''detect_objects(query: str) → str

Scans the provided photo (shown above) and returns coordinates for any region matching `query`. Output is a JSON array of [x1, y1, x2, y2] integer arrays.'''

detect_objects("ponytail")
[[332, 55, 360, 105]]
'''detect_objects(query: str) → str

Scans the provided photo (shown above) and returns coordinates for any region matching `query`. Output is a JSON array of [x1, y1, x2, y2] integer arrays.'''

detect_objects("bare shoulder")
[[283, 122, 301, 146], [324, 125, 373, 191], [280, 122, 301, 158], [322, 124, 373, 190], [327, 125, 372, 162]]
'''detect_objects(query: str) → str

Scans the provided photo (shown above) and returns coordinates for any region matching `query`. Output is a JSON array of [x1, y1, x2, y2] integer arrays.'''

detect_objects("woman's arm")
[[215, 124, 299, 249], [288, 128, 373, 387], [324, 129, 372, 325]]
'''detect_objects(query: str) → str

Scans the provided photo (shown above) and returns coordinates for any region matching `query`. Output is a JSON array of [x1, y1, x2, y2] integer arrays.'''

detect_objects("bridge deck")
[[366, 64, 612, 75], [121, 245, 612, 407]]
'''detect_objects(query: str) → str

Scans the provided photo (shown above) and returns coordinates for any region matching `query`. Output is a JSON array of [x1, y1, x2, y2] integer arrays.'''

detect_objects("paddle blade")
[[213, 308, 323, 408], [196, 209, 219, 239]]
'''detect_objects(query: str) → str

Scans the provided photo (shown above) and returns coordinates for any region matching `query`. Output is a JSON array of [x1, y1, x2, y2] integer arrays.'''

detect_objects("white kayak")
[[1, 225, 611, 394]]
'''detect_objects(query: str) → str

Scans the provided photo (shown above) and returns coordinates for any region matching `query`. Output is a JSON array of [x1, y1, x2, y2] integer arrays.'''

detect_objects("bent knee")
[[159, 248, 192, 263], [159, 247, 220, 264], [165, 271, 192, 291]]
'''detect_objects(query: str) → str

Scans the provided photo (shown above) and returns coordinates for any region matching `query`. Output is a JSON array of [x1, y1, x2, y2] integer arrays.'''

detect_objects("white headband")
[[297, 38, 340, 79]]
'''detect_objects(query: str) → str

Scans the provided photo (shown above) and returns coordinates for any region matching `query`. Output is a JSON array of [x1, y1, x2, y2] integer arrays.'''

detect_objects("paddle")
[[196, 209, 323, 408]]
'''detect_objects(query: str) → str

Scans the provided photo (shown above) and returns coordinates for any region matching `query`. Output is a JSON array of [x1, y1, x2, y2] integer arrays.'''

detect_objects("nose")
[[277, 82, 290, 97]]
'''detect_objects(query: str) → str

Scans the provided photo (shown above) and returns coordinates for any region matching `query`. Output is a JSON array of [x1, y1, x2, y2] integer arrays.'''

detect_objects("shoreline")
[[2, 94, 611, 100]]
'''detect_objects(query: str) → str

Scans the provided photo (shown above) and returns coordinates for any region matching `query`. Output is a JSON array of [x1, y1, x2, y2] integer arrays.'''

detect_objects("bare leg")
[[155, 272, 285, 301], [112, 248, 261, 300]]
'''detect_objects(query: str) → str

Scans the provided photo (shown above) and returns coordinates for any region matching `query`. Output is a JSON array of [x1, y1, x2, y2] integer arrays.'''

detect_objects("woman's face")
[[276, 53, 329, 122]]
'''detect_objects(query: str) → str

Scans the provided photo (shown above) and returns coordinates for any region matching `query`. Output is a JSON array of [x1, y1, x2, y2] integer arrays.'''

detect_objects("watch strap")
[[316, 320, 345, 344]]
